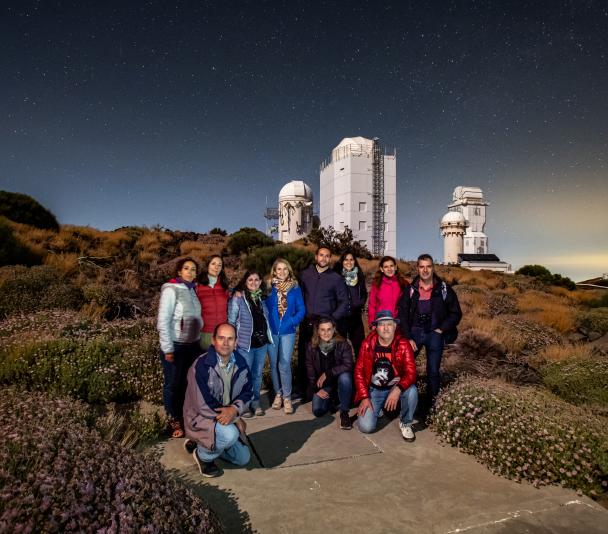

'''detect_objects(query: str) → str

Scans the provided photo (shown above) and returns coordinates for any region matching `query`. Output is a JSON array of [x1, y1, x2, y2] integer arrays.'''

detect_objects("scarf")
[[207, 275, 217, 288], [343, 267, 359, 287], [319, 338, 336, 355], [175, 277, 196, 290], [248, 288, 263, 304], [272, 277, 295, 318]]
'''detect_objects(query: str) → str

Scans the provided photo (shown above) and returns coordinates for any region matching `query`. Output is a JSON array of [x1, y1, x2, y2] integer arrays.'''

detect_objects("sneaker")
[[192, 450, 221, 478], [183, 439, 197, 455], [241, 409, 254, 418], [378, 409, 384, 418], [283, 398, 294, 414], [254, 406, 265, 416], [272, 394, 282, 410], [399, 422, 416, 442], [339, 411, 352, 430]]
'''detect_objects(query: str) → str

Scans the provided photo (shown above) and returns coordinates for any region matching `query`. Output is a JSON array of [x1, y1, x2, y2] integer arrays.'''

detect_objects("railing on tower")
[[372, 138, 385, 255]]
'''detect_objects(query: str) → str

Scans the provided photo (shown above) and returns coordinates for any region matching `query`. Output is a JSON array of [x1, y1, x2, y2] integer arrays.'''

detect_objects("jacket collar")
[[368, 330, 404, 351]]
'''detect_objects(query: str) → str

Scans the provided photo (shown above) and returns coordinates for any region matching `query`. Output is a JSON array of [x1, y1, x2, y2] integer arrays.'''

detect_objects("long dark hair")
[[333, 249, 365, 286], [175, 256, 199, 277], [372, 255, 408, 289], [198, 254, 229, 289], [235, 270, 266, 297]]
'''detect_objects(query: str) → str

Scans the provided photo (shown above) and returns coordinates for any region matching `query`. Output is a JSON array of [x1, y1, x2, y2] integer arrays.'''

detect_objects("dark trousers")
[[311, 372, 353, 416], [297, 318, 315, 396], [160, 341, 200, 420], [338, 311, 365, 359], [410, 327, 445, 400]]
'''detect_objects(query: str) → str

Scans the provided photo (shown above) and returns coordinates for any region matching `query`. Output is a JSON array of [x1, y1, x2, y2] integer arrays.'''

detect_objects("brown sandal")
[[169, 419, 184, 439]]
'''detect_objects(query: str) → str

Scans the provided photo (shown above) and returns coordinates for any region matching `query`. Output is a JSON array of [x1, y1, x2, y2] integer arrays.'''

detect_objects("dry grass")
[[536, 344, 594, 364], [460, 314, 527, 354], [43, 252, 80, 276], [517, 291, 576, 333]]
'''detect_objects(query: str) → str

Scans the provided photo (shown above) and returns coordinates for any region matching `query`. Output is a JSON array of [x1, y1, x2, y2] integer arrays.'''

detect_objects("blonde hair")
[[270, 257, 295, 281]]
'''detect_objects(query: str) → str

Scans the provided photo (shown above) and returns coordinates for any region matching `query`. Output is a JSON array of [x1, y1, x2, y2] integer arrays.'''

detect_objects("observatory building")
[[440, 186, 511, 272], [320, 137, 396, 257], [277, 180, 314, 243]]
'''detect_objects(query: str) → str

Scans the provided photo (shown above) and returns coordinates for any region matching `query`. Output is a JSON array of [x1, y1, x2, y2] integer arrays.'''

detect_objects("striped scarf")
[[272, 278, 295, 318]]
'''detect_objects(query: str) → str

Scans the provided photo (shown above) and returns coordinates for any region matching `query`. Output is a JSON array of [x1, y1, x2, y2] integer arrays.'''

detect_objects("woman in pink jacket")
[[367, 256, 409, 327]]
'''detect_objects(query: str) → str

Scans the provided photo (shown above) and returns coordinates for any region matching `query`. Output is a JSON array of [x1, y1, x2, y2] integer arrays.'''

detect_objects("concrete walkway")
[[159, 398, 608, 533]]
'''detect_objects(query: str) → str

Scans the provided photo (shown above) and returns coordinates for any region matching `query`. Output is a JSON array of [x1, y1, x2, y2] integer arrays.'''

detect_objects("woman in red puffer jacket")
[[196, 255, 230, 351]]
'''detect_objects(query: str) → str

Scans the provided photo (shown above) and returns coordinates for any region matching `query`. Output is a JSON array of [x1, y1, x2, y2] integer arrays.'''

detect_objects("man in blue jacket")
[[183, 323, 252, 478], [297, 246, 349, 396]]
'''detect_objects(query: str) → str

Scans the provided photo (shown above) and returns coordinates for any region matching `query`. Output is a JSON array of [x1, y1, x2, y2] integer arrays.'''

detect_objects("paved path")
[[159, 398, 608, 533]]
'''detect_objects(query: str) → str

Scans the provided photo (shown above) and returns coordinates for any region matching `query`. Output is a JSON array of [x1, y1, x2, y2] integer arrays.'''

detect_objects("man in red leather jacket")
[[354, 310, 418, 442]]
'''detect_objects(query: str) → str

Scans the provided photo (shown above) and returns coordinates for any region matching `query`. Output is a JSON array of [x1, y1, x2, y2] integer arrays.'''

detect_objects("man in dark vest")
[[397, 254, 462, 407]]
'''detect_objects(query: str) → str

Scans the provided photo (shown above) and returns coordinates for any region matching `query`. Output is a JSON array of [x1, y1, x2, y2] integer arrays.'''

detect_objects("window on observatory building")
[[339, 221, 344, 230], [359, 221, 366, 230], [474, 207, 481, 215], [340, 203, 344, 211], [359, 202, 367, 211]]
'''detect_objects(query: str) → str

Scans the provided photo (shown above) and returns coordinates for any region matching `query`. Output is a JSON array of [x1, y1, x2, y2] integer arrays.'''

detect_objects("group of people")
[[157, 247, 462, 478]]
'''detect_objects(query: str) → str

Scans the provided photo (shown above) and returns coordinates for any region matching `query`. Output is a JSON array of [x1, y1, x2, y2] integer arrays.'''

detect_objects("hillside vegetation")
[[1, 206, 607, 509]]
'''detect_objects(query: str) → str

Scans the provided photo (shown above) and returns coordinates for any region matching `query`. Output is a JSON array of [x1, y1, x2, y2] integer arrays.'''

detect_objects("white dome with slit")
[[279, 180, 313, 200]]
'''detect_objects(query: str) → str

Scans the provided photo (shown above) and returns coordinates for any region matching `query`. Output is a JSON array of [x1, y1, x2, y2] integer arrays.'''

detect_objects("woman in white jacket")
[[157, 257, 202, 438]]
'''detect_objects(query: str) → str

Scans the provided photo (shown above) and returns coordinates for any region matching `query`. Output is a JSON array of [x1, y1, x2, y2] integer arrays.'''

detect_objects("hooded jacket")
[[183, 347, 252, 450], [157, 279, 202, 354], [354, 331, 416, 403]]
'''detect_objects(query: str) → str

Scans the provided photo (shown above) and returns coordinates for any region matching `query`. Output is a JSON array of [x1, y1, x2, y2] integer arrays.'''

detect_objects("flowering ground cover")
[[432, 377, 608, 498], [0, 387, 222, 532]]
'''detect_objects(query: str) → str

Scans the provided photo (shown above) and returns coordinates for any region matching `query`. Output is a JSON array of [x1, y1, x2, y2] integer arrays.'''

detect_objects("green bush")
[[588, 293, 608, 308], [225, 226, 274, 255], [0, 217, 42, 267], [209, 227, 227, 236], [0, 190, 59, 230], [516, 264, 576, 290], [576, 308, 608, 335], [541, 357, 608, 412], [0, 265, 84, 318], [0, 315, 162, 403], [245, 244, 314, 276], [432, 377, 608, 498]]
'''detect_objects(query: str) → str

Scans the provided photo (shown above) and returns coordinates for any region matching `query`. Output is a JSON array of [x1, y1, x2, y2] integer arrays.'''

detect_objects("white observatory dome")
[[279, 180, 312, 200], [441, 211, 466, 225]]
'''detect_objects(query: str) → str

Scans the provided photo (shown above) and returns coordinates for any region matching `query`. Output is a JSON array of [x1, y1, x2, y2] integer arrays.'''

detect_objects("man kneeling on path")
[[354, 310, 418, 441], [184, 322, 252, 477], [305, 316, 354, 429]]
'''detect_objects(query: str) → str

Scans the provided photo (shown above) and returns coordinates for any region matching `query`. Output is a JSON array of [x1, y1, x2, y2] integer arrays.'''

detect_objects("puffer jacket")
[[183, 347, 252, 450], [228, 294, 274, 352], [354, 331, 416, 403], [196, 284, 229, 334], [266, 284, 306, 336], [157, 279, 202, 354], [367, 276, 406, 326]]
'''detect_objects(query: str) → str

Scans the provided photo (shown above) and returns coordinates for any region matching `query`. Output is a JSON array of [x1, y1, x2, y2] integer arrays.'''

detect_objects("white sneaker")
[[272, 394, 282, 410], [399, 422, 415, 442]]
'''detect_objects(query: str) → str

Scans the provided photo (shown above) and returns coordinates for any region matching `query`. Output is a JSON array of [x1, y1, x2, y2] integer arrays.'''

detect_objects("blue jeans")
[[160, 342, 200, 420], [311, 372, 353, 416], [267, 333, 295, 399], [410, 327, 445, 399], [197, 422, 251, 466], [240, 344, 268, 409], [357, 385, 418, 434]]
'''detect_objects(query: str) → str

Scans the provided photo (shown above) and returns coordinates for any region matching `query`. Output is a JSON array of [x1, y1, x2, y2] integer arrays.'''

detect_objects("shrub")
[[0, 265, 84, 319], [432, 377, 608, 498], [0, 217, 42, 267], [0, 314, 162, 403], [209, 227, 228, 236], [541, 357, 608, 414], [0, 387, 221, 532], [307, 225, 372, 258], [244, 245, 314, 276], [0, 190, 59, 230], [225, 227, 274, 256], [516, 264, 576, 291], [588, 293, 608, 309], [576, 309, 608, 335]]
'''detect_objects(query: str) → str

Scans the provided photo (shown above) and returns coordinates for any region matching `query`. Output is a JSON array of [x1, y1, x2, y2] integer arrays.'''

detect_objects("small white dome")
[[441, 211, 466, 225], [279, 180, 313, 199]]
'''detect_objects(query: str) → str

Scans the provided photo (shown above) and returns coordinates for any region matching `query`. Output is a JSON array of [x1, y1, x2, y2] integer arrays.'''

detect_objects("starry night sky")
[[1, 0, 607, 280]]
